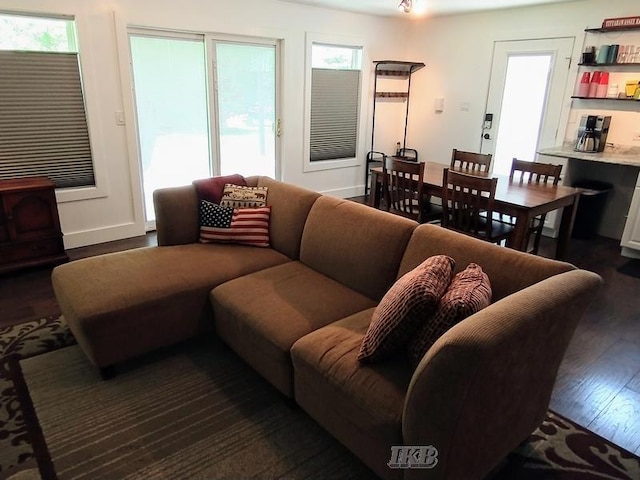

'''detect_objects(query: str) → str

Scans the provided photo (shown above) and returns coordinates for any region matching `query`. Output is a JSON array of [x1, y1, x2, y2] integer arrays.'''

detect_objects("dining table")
[[368, 163, 583, 260]]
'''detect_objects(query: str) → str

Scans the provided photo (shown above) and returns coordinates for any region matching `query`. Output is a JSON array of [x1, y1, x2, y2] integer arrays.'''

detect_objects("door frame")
[[480, 37, 575, 174]]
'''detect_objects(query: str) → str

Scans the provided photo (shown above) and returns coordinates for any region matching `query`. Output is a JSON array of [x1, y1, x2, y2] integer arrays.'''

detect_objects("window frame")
[[303, 32, 368, 173], [0, 9, 107, 203]]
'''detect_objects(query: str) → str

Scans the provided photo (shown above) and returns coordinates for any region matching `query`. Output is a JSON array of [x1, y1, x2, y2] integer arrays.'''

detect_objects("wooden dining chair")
[[382, 157, 442, 223], [509, 158, 563, 254], [441, 168, 513, 244], [397, 148, 418, 161], [450, 149, 492, 173]]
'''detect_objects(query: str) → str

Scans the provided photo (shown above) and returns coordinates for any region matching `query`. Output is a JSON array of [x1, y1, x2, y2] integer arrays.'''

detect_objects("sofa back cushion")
[[398, 224, 575, 301], [300, 195, 417, 301], [257, 177, 321, 259], [154, 185, 200, 246]]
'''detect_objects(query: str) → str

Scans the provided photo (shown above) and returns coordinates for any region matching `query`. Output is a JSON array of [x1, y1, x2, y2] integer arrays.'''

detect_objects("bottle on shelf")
[[582, 46, 595, 64], [596, 45, 610, 64], [596, 71, 609, 98], [577, 72, 591, 96], [587, 71, 601, 97], [396, 142, 401, 156], [606, 44, 619, 64]]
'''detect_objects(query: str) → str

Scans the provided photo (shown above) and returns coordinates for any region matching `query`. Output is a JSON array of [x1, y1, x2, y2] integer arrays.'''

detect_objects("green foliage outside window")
[[0, 13, 77, 52]]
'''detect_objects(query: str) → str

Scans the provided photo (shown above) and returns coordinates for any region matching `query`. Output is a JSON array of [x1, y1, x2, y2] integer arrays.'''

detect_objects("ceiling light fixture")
[[398, 0, 413, 14]]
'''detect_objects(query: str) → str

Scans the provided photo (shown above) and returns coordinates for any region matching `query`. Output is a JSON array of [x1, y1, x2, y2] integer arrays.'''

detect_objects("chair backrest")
[[383, 157, 425, 222], [450, 149, 492, 173], [510, 158, 562, 185], [442, 168, 497, 239], [398, 148, 418, 161]]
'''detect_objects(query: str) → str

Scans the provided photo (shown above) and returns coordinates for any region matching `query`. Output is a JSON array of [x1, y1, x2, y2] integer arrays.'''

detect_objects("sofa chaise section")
[[52, 243, 291, 371], [51, 176, 321, 373]]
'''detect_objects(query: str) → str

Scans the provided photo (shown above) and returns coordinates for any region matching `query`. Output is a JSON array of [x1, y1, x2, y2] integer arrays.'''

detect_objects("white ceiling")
[[279, 0, 580, 18]]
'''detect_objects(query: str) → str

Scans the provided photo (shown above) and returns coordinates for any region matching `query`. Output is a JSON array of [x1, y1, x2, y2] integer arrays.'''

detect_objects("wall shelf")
[[578, 62, 640, 67], [574, 27, 640, 106], [375, 92, 410, 98], [571, 96, 639, 101], [585, 26, 640, 33], [365, 60, 425, 195]]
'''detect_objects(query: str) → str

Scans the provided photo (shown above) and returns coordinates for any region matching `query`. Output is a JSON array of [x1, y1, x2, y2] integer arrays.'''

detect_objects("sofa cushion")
[[256, 177, 321, 260], [291, 309, 410, 480], [300, 195, 417, 301], [220, 184, 268, 208], [211, 261, 377, 398], [199, 201, 270, 247], [192, 174, 246, 204], [398, 224, 575, 301], [407, 263, 492, 367], [52, 243, 290, 367], [358, 255, 455, 363]]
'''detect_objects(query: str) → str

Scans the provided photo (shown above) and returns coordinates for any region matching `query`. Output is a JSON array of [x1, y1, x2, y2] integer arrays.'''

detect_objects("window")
[[304, 36, 365, 172], [0, 12, 94, 188]]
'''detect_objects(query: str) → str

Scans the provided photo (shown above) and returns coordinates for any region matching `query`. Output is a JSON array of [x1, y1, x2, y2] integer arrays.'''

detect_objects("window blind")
[[310, 68, 360, 161], [0, 51, 95, 188]]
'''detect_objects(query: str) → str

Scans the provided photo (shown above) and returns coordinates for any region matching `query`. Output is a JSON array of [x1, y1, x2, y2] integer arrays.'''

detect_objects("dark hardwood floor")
[[1, 210, 639, 456]]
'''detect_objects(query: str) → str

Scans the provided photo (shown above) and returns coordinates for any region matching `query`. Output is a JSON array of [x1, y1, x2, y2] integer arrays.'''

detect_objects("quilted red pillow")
[[357, 255, 455, 363], [407, 263, 492, 367], [193, 174, 246, 204]]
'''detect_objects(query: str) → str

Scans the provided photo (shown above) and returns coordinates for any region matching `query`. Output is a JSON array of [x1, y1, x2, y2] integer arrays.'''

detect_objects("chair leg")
[[99, 365, 117, 380], [531, 214, 547, 255]]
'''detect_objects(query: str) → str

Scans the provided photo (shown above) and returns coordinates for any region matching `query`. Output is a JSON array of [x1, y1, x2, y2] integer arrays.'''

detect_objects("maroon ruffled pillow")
[[358, 255, 455, 363], [407, 263, 492, 367], [193, 174, 246, 204]]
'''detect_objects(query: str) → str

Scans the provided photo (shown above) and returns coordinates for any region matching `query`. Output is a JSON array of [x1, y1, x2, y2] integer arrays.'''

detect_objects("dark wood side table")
[[0, 177, 68, 274]]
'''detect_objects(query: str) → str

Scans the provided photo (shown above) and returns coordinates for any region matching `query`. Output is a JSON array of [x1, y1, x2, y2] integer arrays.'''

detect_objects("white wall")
[[4, 0, 639, 248], [0, 0, 411, 248], [405, 0, 640, 166]]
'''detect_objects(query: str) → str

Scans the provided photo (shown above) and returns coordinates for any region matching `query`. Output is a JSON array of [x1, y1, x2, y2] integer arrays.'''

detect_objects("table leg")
[[368, 170, 382, 208], [555, 194, 580, 261], [505, 211, 529, 252]]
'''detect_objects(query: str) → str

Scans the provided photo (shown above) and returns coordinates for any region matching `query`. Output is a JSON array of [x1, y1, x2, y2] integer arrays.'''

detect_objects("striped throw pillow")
[[407, 263, 492, 367], [199, 201, 270, 247]]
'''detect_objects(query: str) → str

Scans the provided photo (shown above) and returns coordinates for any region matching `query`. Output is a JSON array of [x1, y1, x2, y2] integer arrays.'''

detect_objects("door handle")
[[276, 118, 282, 138]]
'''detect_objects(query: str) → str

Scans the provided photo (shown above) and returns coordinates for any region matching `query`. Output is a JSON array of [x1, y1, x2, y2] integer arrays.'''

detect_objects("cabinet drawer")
[[0, 237, 64, 265]]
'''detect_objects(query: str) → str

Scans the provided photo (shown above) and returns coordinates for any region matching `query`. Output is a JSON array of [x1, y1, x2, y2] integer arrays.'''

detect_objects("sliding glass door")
[[214, 42, 276, 177], [129, 32, 278, 225]]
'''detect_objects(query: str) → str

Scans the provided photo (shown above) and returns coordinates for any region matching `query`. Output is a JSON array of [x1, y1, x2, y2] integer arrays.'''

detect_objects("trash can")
[[572, 180, 613, 239]]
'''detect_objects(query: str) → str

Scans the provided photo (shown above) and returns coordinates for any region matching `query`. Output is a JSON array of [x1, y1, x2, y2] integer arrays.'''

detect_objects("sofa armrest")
[[402, 269, 602, 480], [153, 185, 199, 246]]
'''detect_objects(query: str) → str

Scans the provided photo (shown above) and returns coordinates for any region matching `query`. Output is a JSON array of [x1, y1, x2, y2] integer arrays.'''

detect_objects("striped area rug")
[[19, 339, 375, 480], [3, 317, 640, 480]]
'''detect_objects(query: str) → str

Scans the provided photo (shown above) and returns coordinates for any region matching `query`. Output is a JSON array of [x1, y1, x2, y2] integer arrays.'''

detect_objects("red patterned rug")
[[1, 316, 639, 480]]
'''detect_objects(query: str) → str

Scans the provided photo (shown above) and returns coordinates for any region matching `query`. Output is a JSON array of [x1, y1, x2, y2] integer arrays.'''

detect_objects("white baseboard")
[[542, 226, 558, 239], [621, 246, 640, 259], [319, 184, 366, 199], [62, 222, 146, 250]]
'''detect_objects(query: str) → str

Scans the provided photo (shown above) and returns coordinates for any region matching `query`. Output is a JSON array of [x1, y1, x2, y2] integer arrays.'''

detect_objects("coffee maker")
[[575, 115, 611, 153]]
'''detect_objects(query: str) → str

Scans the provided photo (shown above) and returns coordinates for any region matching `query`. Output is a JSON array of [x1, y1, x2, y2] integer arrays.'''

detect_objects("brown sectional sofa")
[[52, 176, 603, 479]]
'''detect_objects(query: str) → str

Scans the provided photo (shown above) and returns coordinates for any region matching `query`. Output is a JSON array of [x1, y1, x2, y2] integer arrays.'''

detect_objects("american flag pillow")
[[199, 200, 271, 247]]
